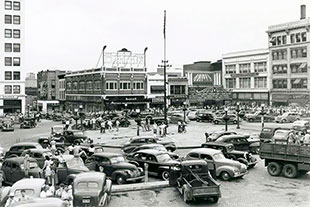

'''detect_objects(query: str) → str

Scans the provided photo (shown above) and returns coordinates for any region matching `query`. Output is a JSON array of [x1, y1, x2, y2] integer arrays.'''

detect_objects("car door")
[[145, 154, 159, 176], [2, 161, 12, 182], [229, 138, 242, 151], [132, 153, 146, 168], [84, 156, 97, 171], [11, 162, 24, 183], [199, 154, 216, 171], [33, 152, 45, 169], [57, 162, 68, 183], [236, 138, 250, 151], [98, 157, 113, 177]]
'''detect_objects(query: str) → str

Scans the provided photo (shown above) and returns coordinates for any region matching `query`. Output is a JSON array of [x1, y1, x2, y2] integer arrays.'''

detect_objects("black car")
[[85, 152, 144, 184], [4, 142, 43, 159], [201, 142, 258, 168], [112, 117, 130, 127], [122, 136, 176, 153], [126, 149, 179, 180], [215, 135, 260, 154], [63, 130, 88, 144], [127, 144, 179, 160], [196, 113, 214, 122], [20, 117, 36, 129]]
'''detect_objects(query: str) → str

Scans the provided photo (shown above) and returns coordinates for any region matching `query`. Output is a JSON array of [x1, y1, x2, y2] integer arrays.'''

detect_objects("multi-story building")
[[0, 0, 25, 115], [25, 73, 37, 108], [57, 74, 66, 111], [222, 49, 270, 105], [268, 5, 310, 106], [65, 48, 149, 112], [168, 77, 188, 107]]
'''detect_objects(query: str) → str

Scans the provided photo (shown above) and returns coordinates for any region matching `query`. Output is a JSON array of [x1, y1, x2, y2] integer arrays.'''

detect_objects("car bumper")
[[232, 170, 248, 178]]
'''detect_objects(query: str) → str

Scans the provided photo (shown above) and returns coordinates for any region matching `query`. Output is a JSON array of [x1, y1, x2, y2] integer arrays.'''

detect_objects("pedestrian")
[[43, 156, 53, 185], [92, 117, 96, 130], [303, 133, 310, 145], [50, 138, 57, 157], [61, 186, 73, 207], [88, 144, 95, 156], [115, 119, 120, 132], [177, 121, 182, 133], [205, 132, 210, 142], [152, 122, 158, 136], [159, 122, 166, 137], [68, 144, 74, 155], [100, 120, 106, 133], [18, 189, 30, 202], [146, 118, 150, 131], [23, 153, 30, 178], [65, 120, 70, 130], [107, 119, 113, 132], [181, 121, 186, 133], [55, 184, 65, 198]]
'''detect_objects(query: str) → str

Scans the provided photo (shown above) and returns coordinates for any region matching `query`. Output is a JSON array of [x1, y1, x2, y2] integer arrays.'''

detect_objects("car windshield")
[[76, 181, 99, 191], [110, 156, 126, 164], [213, 153, 225, 160], [73, 131, 84, 136], [156, 153, 172, 163], [14, 189, 34, 197], [66, 157, 86, 170]]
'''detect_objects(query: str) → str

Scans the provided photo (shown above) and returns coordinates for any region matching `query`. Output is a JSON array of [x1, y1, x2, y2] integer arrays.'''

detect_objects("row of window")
[[5, 71, 20, 80], [272, 47, 307, 60], [5, 15, 20, 25], [272, 63, 307, 74], [5, 29, 20, 38], [225, 77, 267, 88], [170, 85, 186, 95], [4, 1, 20, 10], [270, 32, 307, 46], [5, 43, 20, 52], [4, 85, 20, 94], [66, 81, 145, 91], [273, 79, 308, 89], [5, 57, 20, 66], [225, 62, 267, 74]]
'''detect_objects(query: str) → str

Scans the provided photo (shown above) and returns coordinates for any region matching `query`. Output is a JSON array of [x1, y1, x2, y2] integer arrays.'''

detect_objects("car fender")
[[128, 160, 140, 167], [158, 166, 170, 174], [111, 170, 128, 180], [216, 166, 235, 177], [66, 174, 77, 184]]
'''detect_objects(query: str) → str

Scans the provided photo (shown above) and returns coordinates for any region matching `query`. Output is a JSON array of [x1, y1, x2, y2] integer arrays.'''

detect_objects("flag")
[[163, 10, 166, 39]]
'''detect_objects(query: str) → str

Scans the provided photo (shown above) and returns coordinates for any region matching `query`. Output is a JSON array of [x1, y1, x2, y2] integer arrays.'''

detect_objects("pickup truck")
[[169, 160, 221, 203], [260, 141, 310, 178]]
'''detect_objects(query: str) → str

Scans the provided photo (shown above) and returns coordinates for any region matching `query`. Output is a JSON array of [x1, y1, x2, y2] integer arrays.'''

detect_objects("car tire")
[[283, 163, 298, 178], [267, 162, 282, 176], [249, 118, 254, 122], [161, 170, 170, 181], [214, 121, 219, 125], [281, 119, 287, 123], [220, 171, 231, 181], [166, 147, 174, 152], [116, 174, 126, 185], [233, 120, 237, 124]]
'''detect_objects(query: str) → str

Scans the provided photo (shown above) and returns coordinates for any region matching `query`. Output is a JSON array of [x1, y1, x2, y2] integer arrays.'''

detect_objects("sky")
[[24, 0, 309, 74]]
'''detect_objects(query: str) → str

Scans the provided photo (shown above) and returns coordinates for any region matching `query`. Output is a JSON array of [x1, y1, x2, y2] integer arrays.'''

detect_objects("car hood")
[[113, 162, 138, 171], [217, 158, 242, 168], [157, 140, 175, 145]]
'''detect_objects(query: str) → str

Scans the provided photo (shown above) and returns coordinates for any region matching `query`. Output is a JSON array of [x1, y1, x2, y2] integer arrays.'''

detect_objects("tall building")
[[25, 73, 37, 108], [268, 5, 310, 106], [222, 49, 270, 105], [0, 0, 25, 115]]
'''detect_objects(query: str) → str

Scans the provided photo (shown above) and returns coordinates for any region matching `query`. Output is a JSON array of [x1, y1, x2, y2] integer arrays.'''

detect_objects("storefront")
[[232, 92, 270, 106], [271, 92, 310, 106], [3, 99, 22, 114], [105, 95, 150, 110], [188, 87, 232, 107]]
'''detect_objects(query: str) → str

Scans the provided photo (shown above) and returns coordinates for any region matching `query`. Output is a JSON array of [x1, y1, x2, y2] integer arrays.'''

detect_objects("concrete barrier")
[[111, 181, 170, 193]]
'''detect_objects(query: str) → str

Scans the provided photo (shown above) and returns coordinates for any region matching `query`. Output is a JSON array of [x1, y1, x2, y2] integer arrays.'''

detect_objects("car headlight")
[[233, 168, 240, 173], [137, 167, 143, 172], [125, 170, 133, 176]]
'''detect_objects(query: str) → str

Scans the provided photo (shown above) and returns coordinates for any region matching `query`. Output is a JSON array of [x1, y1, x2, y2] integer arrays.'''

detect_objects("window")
[[5, 43, 12, 52], [13, 15, 20, 24], [239, 63, 251, 73], [66, 82, 71, 90], [254, 77, 267, 88], [133, 81, 144, 90], [13, 57, 20, 66], [5, 15, 12, 24], [5, 57, 12, 66], [290, 63, 307, 73], [13, 1, 20, 10], [13, 71, 20, 80], [72, 81, 78, 91], [5, 71, 12, 80], [13, 43, 20, 52], [290, 32, 307, 43], [13, 85, 20, 94], [270, 35, 287, 46], [13, 29, 20, 38], [272, 65, 287, 74], [5, 1, 12, 10], [272, 49, 287, 60], [79, 81, 85, 91], [226, 78, 236, 88], [302, 32, 307, 42], [170, 85, 186, 94], [225, 65, 236, 74], [106, 81, 117, 90], [120, 81, 131, 90], [5, 29, 12, 38], [4, 85, 12, 94], [290, 47, 307, 59], [272, 79, 287, 89], [86, 81, 92, 91], [239, 78, 251, 88], [94, 80, 101, 91], [291, 78, 307, 89], [254, 62, 267, 73]]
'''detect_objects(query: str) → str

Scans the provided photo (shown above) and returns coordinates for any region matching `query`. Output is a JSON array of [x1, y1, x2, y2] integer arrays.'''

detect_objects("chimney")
[[301, 5, 306, 20]]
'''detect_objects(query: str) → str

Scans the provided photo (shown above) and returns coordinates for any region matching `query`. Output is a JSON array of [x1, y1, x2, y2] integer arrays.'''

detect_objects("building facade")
[[25, 73, 37, 109], [222, 49, 270, 105], [65, 48, 149, 112], [168, 77, 188, 107], [268, 5, 310, 106], [0, 0, 25, 115]]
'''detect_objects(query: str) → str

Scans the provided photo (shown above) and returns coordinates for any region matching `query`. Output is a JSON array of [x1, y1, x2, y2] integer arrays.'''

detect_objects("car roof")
[[139, 144, 163, 148], [181, 160, 207, 166], [52, 125, 64, 128], [218, 134, 247, 140], [130, 136, 155, 140], [203, 142, 233, 147], [22, 149, 51, 153], [11, 142, 41, 147], [11, 178, 45, 192], [74, 172, 106, 183], [10, 198, 64, 207], [188, 148, 221, 155], [93, 152, 122, 158], [5, 157, 37, 163], [135, 149, 167, 155]]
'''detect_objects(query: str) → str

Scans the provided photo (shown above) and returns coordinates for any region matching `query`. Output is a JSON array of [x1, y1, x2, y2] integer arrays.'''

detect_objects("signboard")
[[104, 49, 144, 69], [192, 73, 213, 86]]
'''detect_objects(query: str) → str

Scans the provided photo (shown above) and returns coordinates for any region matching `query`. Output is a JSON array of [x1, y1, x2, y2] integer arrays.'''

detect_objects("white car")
[[187, 111, 198, 120], [292, 120, 310, 131]]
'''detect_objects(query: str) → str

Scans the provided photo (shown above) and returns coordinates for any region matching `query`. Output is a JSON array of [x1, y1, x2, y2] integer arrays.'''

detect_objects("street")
[[1, 119, 309, 206]]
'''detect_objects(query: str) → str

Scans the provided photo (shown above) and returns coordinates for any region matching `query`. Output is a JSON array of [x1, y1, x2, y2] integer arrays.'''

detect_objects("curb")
[[111, 181, 170, 193]]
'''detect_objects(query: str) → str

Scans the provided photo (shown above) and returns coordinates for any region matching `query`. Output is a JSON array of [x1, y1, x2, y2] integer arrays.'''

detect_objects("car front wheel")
[[116, 175, 126, 185], [220, 171, 231, 181], [161, 170, 169, 181]]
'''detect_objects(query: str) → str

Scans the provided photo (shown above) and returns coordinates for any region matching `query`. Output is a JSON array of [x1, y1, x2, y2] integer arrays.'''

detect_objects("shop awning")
[[294, 79, 301, 84]]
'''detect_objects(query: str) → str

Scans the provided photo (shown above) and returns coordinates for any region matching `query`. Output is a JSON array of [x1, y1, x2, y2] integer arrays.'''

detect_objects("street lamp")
[[79, 105, 83, 128], [183, 102, 187, 123], [236, 102, 240, 129], [261, 104, 266, 128], [223, 107, 229, 131]]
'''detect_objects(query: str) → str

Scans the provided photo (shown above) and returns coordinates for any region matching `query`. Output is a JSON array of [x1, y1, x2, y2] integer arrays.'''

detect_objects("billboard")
[[192, 73, 214, 86]]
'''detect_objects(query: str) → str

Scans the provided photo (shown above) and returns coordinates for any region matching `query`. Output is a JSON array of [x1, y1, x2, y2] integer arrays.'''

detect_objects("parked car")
[[169, 113, 190, 124], [196, 113, 215, 122], [85, 152, 144, 184], [8, 178, 45, 199], [112, 117, 130, 127], [206, 131, 237, 142], [215, 135, 260, 154], [51, 125, 65, 138], [52, 113, 63, 122], [201, 142, 258, 168], [127, 149, 179, 180], [20, 117, 36, 129], [292, 120, 310, 131], [127, 144, 179, 160], [259, 127, 291, 143], [213, 114, 240, 125], [275, 112, 300, 123], [4, 142, 43, 159], [1, 157, 43, 185], [1, 118, 14, 132], [244, 111, 275, 122], [187, 110, 198, 120], [73, 172, 112, 207], [270, 129, 295, 144], [169, 160, 221, 203], [184, 148, 248, 181], [145, 116, 170, 125], [79, 143, 104, 156], [63, 130, 88, 144], [122, 136, 176, 153]]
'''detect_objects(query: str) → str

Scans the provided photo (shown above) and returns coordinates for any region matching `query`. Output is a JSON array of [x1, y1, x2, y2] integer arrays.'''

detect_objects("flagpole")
[[163, 10, 168, 127]]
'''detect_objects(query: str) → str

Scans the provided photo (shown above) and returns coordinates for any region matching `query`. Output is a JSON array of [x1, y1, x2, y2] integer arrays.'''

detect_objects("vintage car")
[[1, 157, 43, 185], [145, 115, 170, 125], [259, 127, 291, 143], [215, 134, 260, 154], [206, 131, 237, 142], [112, 117, 130, 127], [275, 112, 300, 123], [52, 113, 63, 122], [127, 143, 179, 160], [122, 136, 176, 153], [169, 113, 190, 124], [10, 198, 66, 207], [21, 149, 52, 168], [187, 110, 198, 120], [169, 160, 221, 203], [1, 118, 14, 132], [196, 113, 215, 122], [292, 120, 310, 131], [184, 148, 248, 181], [63, 130, 88, 144], [85, 152, 144, 184], [51, 125, 65, 138], [244, 111, 275, 122], [79, 143, 104, 156], [270, 129, 295, 144], [5, 142, 43, 159], [20, 117, 36, 129], [201, 142, 258, 168], [126, 149, 179, 180], [54, 155, 89, 184], [73, 172, 112, 207], [213, 114, 240, 125]]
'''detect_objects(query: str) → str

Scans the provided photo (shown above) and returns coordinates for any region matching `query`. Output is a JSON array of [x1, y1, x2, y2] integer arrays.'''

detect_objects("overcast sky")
[[24, 0, 309, 73]]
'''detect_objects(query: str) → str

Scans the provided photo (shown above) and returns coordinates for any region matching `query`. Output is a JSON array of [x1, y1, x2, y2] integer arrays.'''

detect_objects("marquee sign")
[[192, 73, 213, 86]]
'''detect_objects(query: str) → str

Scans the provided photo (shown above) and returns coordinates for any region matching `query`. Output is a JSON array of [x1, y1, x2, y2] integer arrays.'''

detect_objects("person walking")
[[107, 119, 113, 132], [177, 121, 182, 133], [100, 120, 106, 133], [152, 122, 158, 136], [23, 153, 30, 178], [115, 119, 120, 132], [303, 133, 310, 145], [43, 156, 53, 185]]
